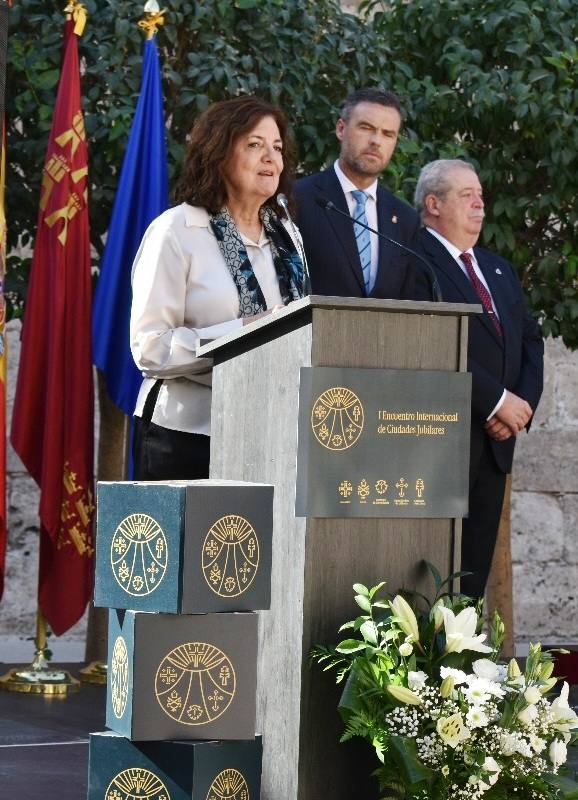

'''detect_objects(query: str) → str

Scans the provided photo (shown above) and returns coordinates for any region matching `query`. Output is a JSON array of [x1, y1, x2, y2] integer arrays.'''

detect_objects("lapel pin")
[[391, 215, 398, 224], [495, 268, 502, 275]]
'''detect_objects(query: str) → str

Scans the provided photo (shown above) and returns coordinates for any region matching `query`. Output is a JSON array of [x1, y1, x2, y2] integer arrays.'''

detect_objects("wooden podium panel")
[[200, 296, 479, 800]]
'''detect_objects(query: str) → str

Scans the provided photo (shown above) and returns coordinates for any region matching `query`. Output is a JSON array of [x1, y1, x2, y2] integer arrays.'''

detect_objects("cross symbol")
[[208, 690, 223, 711], [396, 478, 408, 498]]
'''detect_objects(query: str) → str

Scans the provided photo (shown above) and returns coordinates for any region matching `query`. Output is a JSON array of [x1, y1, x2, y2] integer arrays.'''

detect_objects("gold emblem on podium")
[[202, 515, 259, 598], [311, 387, 364, 451], [111, 635, 129, 719], [111, 513, 168, 596], [106, 768, 169, 800], [155, 642, 236, 726], [207, 768, 249, 800]]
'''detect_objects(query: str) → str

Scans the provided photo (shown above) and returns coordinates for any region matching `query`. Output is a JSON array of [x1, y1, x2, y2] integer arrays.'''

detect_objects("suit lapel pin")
[[495, 268, 502, 275], [391, 215, 398, 224]]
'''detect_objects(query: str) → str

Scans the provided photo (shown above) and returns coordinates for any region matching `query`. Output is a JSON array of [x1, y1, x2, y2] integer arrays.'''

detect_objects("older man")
[[413, 159, 544, 598], [295, 88, 418, 298]]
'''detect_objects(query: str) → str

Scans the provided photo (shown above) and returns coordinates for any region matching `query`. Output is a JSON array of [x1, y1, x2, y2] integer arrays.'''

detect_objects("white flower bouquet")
[[311, 566, 578, 800]]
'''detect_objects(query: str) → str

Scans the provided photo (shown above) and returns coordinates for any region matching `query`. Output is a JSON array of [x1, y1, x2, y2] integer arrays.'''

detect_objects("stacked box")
[[88, 480, 273, 796], [94, 480, 274, 613], [88, 732, 262, 800], [106, 609, 258, 741]]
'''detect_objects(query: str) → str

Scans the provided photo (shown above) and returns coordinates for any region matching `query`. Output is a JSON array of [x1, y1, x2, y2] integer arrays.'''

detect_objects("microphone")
[[277, 193, 311, 296], [315, 196, 443, 302]]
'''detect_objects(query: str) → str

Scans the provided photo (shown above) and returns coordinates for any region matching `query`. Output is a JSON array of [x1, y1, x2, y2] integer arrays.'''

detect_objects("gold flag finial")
[[138, 1, 166, 39], [64, 0, 87, 36]]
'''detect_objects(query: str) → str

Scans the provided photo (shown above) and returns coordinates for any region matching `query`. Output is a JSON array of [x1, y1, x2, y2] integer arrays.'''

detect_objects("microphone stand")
[[277, 193, 312, 296], [315, 196, 443, 302]]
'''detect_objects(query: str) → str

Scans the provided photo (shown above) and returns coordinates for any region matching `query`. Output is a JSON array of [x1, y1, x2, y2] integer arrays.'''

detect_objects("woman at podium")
[[130, 95, 304, 480]]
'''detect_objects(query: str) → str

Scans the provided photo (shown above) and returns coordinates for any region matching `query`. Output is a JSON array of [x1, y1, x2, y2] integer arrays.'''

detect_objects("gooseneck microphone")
[[276, 193, 311, 296], [315, 196, 443, 302]]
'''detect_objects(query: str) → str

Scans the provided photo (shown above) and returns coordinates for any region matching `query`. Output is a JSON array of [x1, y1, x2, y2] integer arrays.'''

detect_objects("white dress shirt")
[[426, 227, 505, 418], [131, 203, 285, 435], [333, 160, 379, 292]]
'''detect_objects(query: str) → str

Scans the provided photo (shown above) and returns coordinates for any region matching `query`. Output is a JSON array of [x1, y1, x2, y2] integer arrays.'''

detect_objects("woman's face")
[[223, 115, 283, 205]]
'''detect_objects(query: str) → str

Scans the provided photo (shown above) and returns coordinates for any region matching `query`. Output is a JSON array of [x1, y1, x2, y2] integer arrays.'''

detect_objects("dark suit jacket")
[[414, 228, 544, 473], [294, 167, 418, 299]]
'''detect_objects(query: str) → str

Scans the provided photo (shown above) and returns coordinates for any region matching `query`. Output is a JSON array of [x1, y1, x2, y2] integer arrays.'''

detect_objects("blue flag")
[[92, 36, 169, 415]]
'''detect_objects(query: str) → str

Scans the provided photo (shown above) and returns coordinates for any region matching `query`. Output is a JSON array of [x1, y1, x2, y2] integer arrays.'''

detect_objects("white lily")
[[549, 682, 578, 743], [549, 739, 568, 768], [390, 595, 420, 643], [436, 713, 470, 748], [479, 756, 501, 790], [441, 606, 493, 654]]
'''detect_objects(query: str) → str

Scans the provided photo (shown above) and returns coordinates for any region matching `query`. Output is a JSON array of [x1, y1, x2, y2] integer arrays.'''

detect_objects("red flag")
[[0, 121, 6, 601], [10, 16, 94, 635], [0, 0, 9, 600]]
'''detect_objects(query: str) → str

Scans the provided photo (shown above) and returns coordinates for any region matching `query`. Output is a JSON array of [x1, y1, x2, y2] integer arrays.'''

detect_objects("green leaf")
[[353, 583, 369, 597], [425, 561, 443, 590], [545, 773, 578, 799], [335, 639, 366, 654], [360, 620, 378, 645], [388, 735, 433, 788], [355, 594, 372, 613]]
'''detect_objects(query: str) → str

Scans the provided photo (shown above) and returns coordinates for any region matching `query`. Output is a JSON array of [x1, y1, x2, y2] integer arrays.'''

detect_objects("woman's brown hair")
[[173, 96, 296, 215]]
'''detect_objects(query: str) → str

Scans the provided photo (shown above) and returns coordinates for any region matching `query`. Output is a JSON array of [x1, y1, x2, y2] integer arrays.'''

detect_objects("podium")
[[199, 296, 479, 800]]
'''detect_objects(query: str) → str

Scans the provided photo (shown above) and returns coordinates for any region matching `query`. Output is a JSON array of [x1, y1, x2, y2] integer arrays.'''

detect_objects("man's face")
[[426, 167, 485, 249], [336, 102, 401, 181]]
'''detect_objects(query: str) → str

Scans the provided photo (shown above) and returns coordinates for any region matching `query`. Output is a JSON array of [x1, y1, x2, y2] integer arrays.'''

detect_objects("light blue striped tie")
[[351, 190, 372, 295]]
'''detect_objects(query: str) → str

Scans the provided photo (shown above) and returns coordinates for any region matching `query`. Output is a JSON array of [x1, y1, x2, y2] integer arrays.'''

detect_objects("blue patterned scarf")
[[210, 206, 304, 317]]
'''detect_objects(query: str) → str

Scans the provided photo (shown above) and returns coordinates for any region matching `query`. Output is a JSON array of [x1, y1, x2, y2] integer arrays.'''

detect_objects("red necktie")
[[459, 252, 502, 337]]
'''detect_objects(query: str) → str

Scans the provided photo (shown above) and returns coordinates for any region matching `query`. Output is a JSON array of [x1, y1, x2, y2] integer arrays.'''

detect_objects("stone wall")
[[0, 320, 88, 661], [512, 337, 578, 646], [0, 322, 576, 659]]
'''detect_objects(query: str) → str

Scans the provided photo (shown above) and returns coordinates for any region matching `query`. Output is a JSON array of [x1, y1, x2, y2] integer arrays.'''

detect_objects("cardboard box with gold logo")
[[95, 480, 273, 613], [106, 608, 258, 741], [88, 731, 262, 800]]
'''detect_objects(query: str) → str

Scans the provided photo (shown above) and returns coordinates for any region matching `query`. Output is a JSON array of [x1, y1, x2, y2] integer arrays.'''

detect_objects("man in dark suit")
[[294, 88, 418, 299], [413, 159, 544, 598]]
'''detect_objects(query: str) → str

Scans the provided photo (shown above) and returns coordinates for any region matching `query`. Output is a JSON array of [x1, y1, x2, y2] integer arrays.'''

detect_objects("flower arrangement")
[[311, 566, 578, 800]]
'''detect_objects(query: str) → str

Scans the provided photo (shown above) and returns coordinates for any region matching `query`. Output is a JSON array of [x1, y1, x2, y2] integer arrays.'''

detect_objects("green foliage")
[[6, 0, 373, 316], [7, 0, 578, 346], [361, 0, 578, 347]]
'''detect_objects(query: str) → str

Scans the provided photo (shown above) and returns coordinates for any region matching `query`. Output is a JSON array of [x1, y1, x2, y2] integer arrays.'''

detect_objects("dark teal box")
[[106, 609, 258, 741], [88, 731, 262, 800], [94, 480, 273, 613]]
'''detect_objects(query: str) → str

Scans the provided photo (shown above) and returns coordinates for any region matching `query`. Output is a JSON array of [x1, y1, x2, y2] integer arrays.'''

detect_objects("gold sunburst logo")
[[202, 515, 259, 598], [110, 635, 129, 719], [155, 642, 236, 726], [311, 387, 364, 450], [206, 768, 249, 800], [106, 767, 170, 800], [110, 513, 168, 597]]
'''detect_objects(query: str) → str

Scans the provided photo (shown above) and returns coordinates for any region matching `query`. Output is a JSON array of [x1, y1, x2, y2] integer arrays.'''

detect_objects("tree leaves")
[[363, 0, 578, 349], [7, 0, 578, 346]]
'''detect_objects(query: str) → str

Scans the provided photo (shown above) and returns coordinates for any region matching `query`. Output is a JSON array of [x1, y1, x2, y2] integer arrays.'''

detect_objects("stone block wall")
[[0, 322, 576, 658], [512, 337, 578, 646]]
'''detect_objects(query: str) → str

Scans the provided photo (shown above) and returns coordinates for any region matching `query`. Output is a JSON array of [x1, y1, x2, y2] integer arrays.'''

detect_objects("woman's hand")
[[242, 305, 284, 326]]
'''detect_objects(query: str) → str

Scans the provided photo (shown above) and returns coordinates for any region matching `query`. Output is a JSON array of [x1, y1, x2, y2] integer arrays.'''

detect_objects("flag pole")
[[0, 610, 80, 694], [1, 0, 91, 696]]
